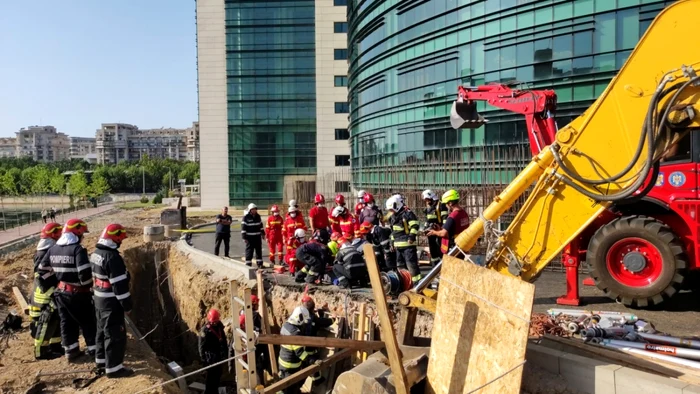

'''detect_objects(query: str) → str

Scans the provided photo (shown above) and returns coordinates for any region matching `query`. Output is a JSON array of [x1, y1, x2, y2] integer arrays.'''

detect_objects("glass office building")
[[348, 0, 675, 190]]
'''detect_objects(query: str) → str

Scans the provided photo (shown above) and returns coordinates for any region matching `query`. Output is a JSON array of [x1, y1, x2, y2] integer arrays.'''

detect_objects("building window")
[[334, 49, 348, 60], [335, 102, 349, 113], [334, 22, 348, 33], [334, 76, 348, 87], [333, 0, 347, 5], [335, 181, 350, 192], [334, 128, 349, 140], [335, 155, 350, 166]]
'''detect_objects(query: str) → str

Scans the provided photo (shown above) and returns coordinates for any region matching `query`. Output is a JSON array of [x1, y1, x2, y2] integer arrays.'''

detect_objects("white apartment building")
[[15, 125, 70, 162], [0, 138, 16, 158], [95, 123, 199, 164], [95, 123, 138, 164], [69, 137, 96, 160], [187, 122, 200, 162]]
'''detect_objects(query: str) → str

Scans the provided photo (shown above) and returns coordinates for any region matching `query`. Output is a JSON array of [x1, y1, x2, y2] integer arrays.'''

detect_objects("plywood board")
[[426, 255, 535, 394]]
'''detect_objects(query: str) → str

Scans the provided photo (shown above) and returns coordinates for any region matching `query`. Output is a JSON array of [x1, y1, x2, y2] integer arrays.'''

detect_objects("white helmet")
[[287, 306, 311, 326], [288, 206, 297, 213], [385, 194, 404, 212], [422, 189, 437, 201], [289, 199, 297, 207], [248, 203, 257, 210], [357, 190, 367, 200], [294, 228, 306, 239], [332, 206, 344, 218]]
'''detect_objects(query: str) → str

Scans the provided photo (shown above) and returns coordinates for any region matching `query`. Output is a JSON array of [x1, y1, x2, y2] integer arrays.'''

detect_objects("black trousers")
[[396, 246, 420, 278], [95, 306, 127, 374], [384, 249, 397, 270], [205, 364, 222, 394], [55, 291, 97, 355], [214, 233, 230, 257], [280, 367, 304, 394], [427, 235, 443, 266], [332, 264, 369, 287], [245, 236, 263, 267], [33, 306, 62, 358]]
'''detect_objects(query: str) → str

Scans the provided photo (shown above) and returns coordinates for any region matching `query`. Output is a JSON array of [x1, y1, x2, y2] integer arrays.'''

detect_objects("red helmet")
[[335, 194, 345, 206], [314, 194, 325, 204], [363, 193, 374, 203], [251, 294, 259, 305], [41, 222, 63, 240], [301, 295, 313, 303], [360, 221, 373, 235], [331, 232, 341, 242], [63, 218, 89, 236], [101, 223, 128, 244], [354, 202, 364, 215], [239, 313, 246, 329], [271, 205, 280, 213], [207, 309, 220, 323], [342, 231, 354, 240]]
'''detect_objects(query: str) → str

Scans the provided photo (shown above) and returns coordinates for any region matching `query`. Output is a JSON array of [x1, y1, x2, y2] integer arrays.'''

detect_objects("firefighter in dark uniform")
[[29, 222, 64, 360], [301, 296, 333, 385], [422, 189, 449, 267], [332, 237, 369, 288], [242, 203, 265, 268], [90, 223, 134, 378], [37, 218, 96, 361], [295, 229, 332, 284], [199, 309, 228, 394], [386, 195, 421, 282], [368, 220, 395, 272], [278, 305, 318, 394]]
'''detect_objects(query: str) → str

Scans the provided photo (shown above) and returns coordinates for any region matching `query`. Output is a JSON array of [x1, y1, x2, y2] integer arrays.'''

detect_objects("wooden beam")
[[257, 270, 279, 377], [262, 349, 352, 394], [356, 302, 367, 363], [12, 287, 28, 315], [363, 244, 410, 394], [257, 334, 385, 351]]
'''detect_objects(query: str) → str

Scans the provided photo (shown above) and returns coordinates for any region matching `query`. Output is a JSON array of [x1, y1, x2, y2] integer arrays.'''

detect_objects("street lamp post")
[[141, 166, 145, 195]]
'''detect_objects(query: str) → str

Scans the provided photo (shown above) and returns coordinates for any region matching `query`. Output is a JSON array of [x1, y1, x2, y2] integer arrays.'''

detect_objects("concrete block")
[[525, 344, 562, 375], [684, 384, 700, 393], [615, 367, 688, 394], [559, 352, 620, 394]]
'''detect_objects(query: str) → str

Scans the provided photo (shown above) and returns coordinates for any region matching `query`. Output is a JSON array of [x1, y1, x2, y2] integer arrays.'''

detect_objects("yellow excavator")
[[398, 0, 700, 342]]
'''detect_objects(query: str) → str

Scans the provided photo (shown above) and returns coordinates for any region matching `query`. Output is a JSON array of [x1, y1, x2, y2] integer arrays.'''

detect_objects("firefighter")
[[301, 296, 333, 385], [285, 228, 307, 275], [370, 220, 395, 272], [242, 203, 265, 268], [359, 193, 383, 226], [29, 222, 63, 360], [239, 295, 269, 384], [37, 218, 96, 361], [332, 206, 356, 241], [265, 205, 284, 265], [90, 223, 134, 378], [327, 232, 341, 259], [427, 190, 470, 256], [386, 195, 421, 282], [422, 189, 449, 267], [332, 236, 369, 288], [353, 202, 364, 218], [198, 309, 228, 394], [295, 229, 332, 284], [328, 194, 345, 233], [278, 306, 319, 394], [352, 223, 370, 254], [356, 190, 367, 205], [283, 206, 307, 243], [308, 194, 330, 233]]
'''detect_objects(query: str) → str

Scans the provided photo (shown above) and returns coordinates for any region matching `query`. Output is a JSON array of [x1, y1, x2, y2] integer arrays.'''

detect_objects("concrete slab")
[[525, 344, 563, 375], [615, 367, 688, 394], [684, 383, 700, 393], [559, 352, 620, 394]]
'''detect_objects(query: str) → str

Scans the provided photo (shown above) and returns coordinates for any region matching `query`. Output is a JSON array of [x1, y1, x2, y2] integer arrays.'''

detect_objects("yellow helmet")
[[441, 189, 459, 204]]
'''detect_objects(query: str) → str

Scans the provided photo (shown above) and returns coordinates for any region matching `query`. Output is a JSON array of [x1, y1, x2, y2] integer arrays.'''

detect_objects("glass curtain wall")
[[225, 0, 316, 205]]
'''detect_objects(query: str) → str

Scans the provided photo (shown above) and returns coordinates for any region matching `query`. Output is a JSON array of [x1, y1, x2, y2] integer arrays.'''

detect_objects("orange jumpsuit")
[[285, 238, 303, 274], [265, 214, 284, 263]]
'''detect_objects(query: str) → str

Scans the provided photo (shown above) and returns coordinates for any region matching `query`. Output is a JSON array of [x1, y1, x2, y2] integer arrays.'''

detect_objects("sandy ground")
[[0, 208, 181, 394]]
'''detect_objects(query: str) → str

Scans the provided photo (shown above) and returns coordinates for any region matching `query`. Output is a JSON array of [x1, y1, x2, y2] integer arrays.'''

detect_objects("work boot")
[[107, 367, 134, 379], [50, 343, 65, 355], [36, 350, 63, 361], [87, 349, 96, 358], [66, 350, 84, 363]]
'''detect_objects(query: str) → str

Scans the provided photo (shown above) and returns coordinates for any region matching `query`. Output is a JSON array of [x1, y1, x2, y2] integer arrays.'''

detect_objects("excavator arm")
[[402, 0, 700, 315]]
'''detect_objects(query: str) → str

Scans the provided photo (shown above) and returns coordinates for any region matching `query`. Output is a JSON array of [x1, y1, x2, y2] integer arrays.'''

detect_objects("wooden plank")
[[257, 270, 278, 377], [243, 287, 259, 389], [425, 255, 534, 394], [12, 287, 29, 314], [356, 303, 367, 362], [230, 281, 245, 385], [262, 349, 352, 394], [257, 334, 385, 351], [362, 244, 410, 394]]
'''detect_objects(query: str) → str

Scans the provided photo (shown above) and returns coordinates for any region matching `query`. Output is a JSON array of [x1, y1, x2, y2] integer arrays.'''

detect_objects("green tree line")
[[0, 156, 199, 200]]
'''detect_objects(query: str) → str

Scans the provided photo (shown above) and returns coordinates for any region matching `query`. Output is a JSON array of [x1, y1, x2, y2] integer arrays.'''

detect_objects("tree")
[[32, 165, 52, 208], [49, 169, 67, 218], [68, 171, 90, 210], [0, 170, 18, 230], [90, 174, 111, 200]]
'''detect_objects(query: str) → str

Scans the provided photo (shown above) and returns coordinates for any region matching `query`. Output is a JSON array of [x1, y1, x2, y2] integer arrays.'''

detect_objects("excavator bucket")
[[450, 100, 488, 129]]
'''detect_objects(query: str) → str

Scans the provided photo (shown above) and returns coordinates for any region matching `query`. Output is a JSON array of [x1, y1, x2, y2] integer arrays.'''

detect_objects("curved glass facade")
[[348, 0, 674, 190]]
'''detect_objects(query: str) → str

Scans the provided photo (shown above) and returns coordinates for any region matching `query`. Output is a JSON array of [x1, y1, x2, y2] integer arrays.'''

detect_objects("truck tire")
[[587, 215, 686, 308]]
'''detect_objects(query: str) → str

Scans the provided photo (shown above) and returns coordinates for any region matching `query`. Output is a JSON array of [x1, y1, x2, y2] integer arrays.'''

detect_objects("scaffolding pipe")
[[637, 332, 700, 350], [601, 342, 700, 370], [601, 339, 700, 361]]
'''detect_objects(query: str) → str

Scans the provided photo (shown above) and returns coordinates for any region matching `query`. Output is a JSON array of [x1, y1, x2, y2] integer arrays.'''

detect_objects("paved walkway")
[[0, 204, 116, 246]]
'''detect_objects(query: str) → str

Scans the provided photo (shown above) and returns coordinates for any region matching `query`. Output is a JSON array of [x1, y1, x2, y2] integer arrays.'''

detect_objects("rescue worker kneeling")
[[278, 306, 320, 394], [332, 236, 369, 288], [30, 222, 64, 360], [295, 229, 332, 284], [90, 223, 134, 378]]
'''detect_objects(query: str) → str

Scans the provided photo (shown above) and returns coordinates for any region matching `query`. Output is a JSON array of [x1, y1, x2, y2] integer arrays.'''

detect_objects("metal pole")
[[142, 167, 145, 195]]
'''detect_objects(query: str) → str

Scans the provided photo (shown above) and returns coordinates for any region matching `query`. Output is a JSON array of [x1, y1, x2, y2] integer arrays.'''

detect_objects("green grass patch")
[[118, 202, 166, 210]]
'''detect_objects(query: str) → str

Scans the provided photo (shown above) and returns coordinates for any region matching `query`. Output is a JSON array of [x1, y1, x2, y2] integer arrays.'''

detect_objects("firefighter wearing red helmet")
[[309, 194, 330, 233], [29, 222, 64, 360], [359, 193, 383, 226], [265, 205, 284, 265], [199, 308, 227, 393], [90, 223, 134, 377], [329, 194, 346, 233], [37, 218, 96, 363]]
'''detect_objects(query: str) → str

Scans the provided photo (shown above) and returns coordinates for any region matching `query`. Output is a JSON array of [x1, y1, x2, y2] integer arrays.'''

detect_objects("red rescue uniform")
[[338, 213, 357, 240], [285, 238, 303, 274], [308, 206, 330, 231], [282, 215, 307, 242], [265, 215, 284, 263], [440, 209, 470, 253]]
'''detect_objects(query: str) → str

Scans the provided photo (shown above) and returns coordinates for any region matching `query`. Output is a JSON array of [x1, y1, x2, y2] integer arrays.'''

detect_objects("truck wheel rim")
[[605, 237, 663, 287]]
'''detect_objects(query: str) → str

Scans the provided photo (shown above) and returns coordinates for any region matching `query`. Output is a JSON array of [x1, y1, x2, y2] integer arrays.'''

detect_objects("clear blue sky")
[[0, 1, 197, 138]]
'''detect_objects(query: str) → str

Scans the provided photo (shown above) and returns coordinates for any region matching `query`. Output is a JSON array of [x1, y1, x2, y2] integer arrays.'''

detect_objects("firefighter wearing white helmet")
[[288, 199, 304, 220], [278, 305, 316, 392], [385, 194, 421, 281], [242, 203, 265, 268], [422, 190, 449, 267]]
